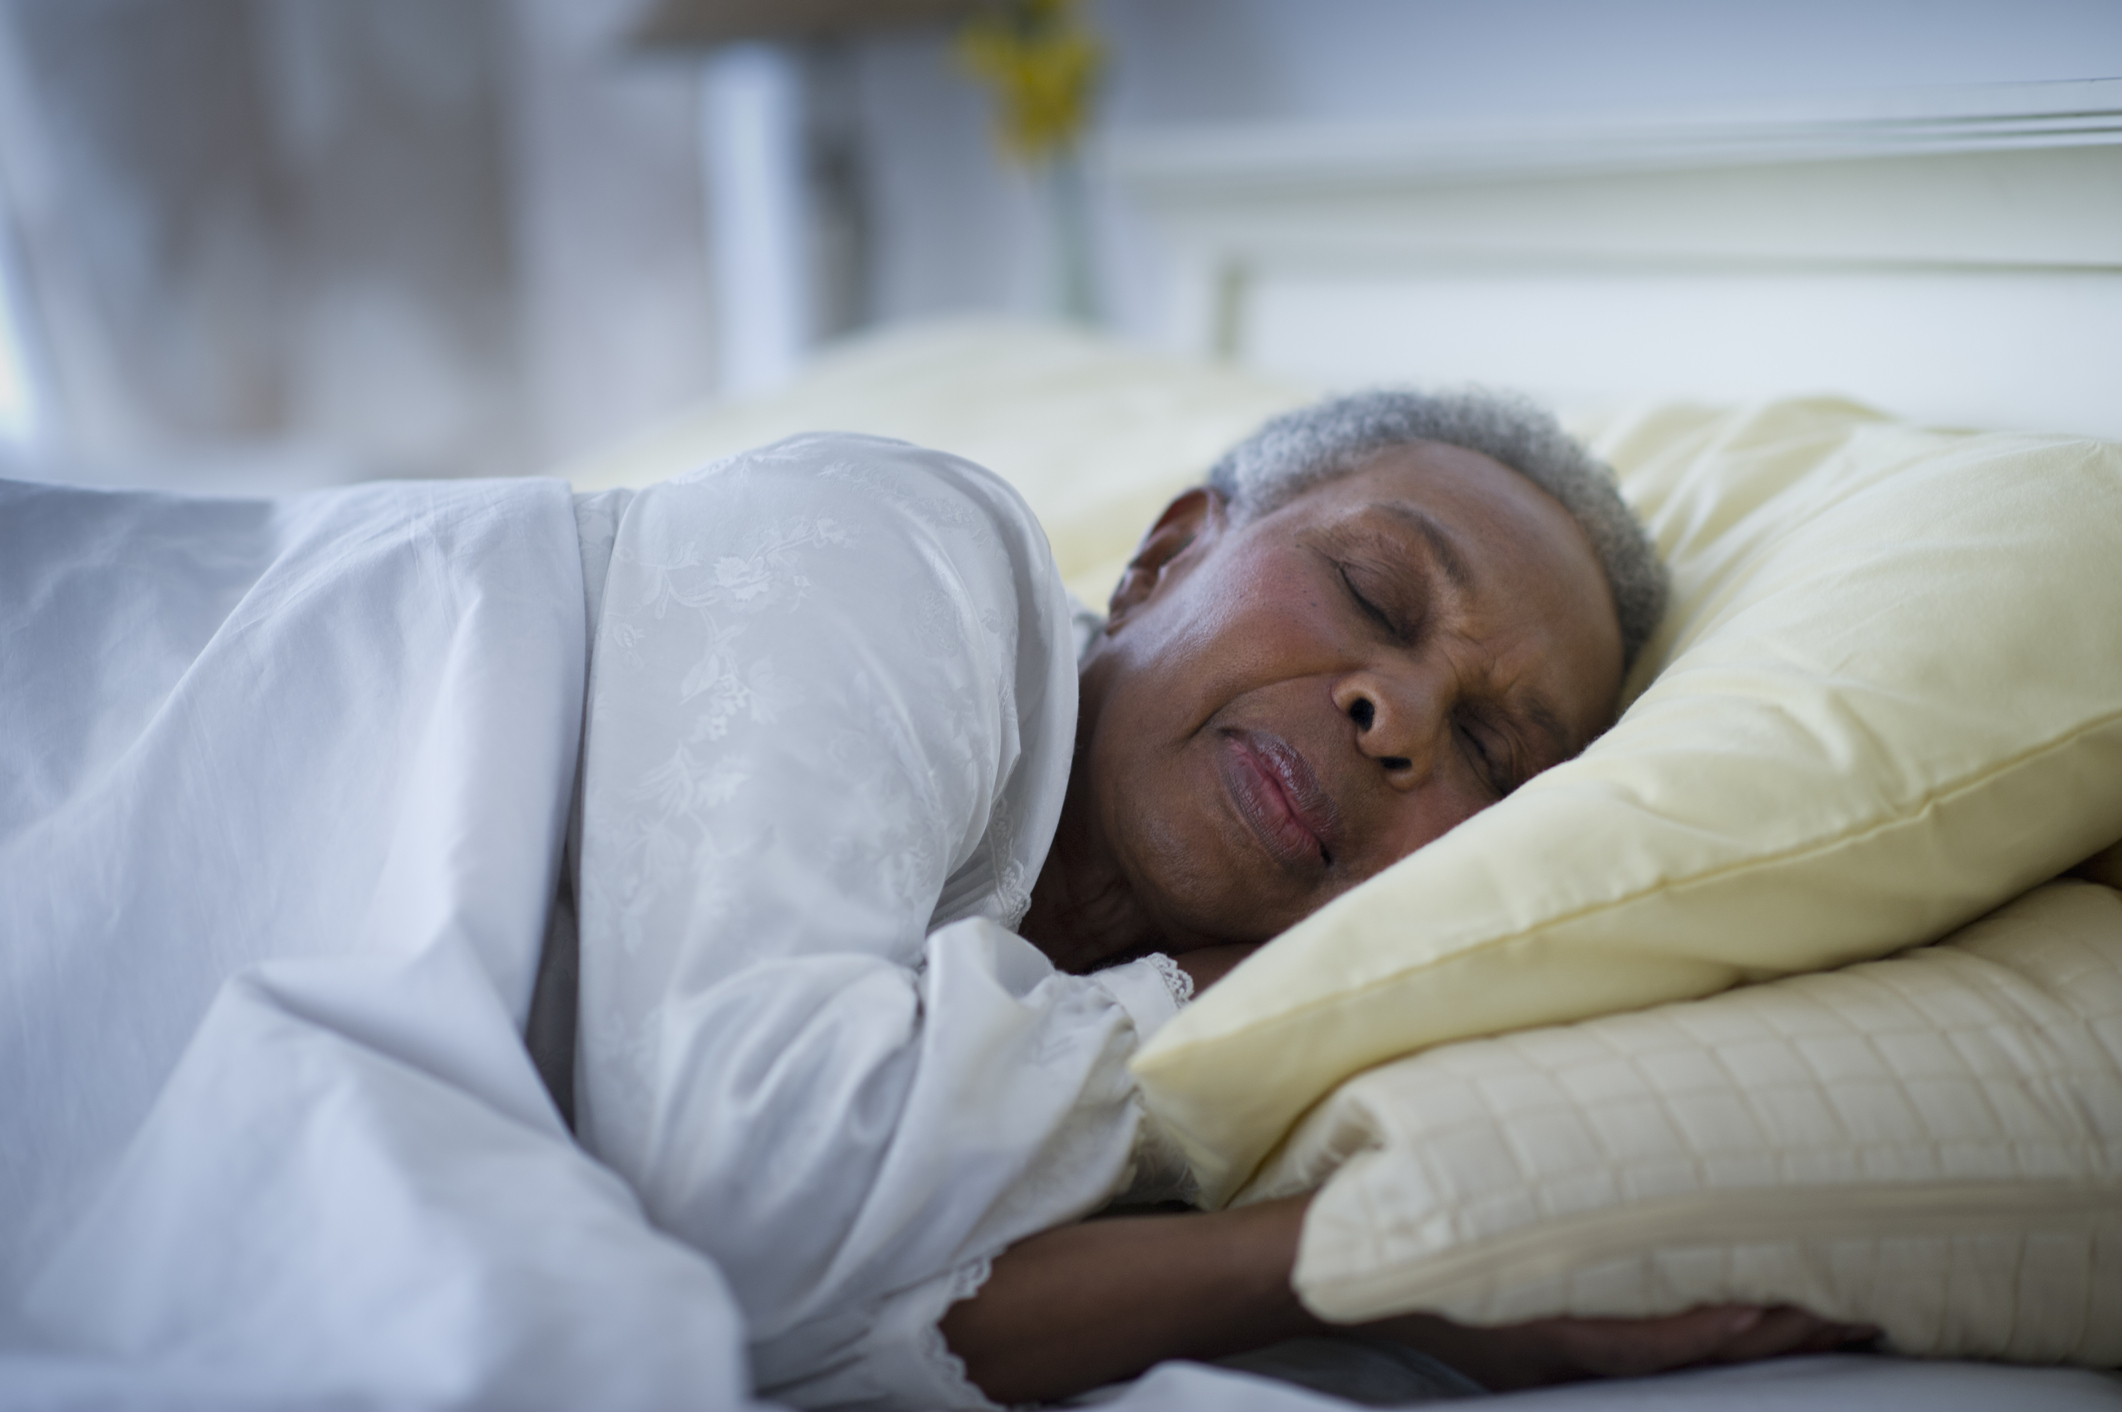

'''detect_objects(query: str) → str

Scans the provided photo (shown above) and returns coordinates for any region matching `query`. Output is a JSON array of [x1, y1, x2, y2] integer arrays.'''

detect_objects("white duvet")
[[0, 473, 767, 1406]]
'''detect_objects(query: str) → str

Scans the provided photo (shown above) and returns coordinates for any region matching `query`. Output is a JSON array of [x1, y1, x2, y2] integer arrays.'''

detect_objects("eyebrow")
[[1371, 500, 1475, 595]]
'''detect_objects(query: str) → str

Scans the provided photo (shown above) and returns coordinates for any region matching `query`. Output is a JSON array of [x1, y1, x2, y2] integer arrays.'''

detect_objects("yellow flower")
[[956, 0, 1105, 165]]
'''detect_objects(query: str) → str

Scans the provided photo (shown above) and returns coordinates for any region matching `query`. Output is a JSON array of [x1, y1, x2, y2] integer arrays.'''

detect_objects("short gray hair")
[[1205, 389, 1668, 672]]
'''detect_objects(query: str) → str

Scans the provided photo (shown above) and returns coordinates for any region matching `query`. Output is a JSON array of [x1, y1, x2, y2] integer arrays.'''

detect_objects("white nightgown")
[[570, 434, 1194, 1411]]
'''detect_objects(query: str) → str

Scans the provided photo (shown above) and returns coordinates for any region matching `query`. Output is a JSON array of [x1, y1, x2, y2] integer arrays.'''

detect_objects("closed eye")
[[1337, 562, 1407, 640], [1455, 715, 1517, 798]]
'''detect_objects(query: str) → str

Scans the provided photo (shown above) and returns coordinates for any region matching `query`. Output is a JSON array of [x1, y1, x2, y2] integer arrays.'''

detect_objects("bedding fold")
[[0, 476, 776, 1407]]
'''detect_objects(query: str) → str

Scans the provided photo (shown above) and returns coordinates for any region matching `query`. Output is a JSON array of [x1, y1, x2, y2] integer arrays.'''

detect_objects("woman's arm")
[[942, 1193, 1877, 1405], [941, 1196, 1317, 1403]]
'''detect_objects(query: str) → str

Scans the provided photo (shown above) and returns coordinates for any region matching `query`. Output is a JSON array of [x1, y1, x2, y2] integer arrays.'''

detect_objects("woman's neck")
[[1020, 652, 1166, 973], [1022, 831, 1160, 975]]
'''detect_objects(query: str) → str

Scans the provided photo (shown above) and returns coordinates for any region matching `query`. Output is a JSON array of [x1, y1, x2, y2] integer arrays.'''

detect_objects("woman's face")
[[1077, 441, 1626, 950]]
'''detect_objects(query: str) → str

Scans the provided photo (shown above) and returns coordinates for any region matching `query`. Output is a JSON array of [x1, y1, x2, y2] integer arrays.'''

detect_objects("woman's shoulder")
[[645, 433, 1074, 693], [667, 431, 1049, 555], [583, 429, 1081, 956]]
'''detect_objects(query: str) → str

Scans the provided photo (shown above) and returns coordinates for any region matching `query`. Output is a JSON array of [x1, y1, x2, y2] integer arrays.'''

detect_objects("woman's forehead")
[[1273, 448, 1593, 587]]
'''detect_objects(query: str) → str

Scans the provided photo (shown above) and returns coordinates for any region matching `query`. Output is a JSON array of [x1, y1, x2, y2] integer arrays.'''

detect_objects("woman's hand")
[[1367, 1304, 1881, 1390]]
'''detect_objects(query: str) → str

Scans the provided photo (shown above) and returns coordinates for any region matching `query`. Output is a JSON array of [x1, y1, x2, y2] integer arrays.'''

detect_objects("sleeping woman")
[[551, 391, 1872, 1409]]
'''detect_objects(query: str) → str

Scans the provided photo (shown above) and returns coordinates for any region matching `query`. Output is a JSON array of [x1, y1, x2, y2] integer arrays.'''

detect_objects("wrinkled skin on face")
[[1022, 442, 1625, 972]]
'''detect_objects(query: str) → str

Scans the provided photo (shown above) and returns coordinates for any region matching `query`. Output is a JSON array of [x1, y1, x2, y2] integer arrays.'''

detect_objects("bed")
[[3, 77, 2118, 1412]]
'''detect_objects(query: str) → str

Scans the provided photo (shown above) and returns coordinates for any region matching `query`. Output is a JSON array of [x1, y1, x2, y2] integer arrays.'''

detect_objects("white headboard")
[[1113, 80, 2122, 439]]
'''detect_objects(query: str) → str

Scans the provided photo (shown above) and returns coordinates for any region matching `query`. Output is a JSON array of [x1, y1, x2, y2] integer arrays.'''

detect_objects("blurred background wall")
[[0, 0, 2112, 491]]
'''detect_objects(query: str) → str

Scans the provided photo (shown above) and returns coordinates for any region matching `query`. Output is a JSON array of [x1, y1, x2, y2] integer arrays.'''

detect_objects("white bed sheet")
[[1092, 1352, 2122, 1410], [0, 476, 766, 1408]]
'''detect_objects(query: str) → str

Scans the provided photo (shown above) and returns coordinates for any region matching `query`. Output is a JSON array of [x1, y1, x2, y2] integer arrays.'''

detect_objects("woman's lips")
[[1216, 729, 1342, 871]]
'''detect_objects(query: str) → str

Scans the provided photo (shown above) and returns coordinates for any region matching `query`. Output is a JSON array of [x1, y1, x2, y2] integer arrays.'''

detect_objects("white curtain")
[[0, 0, 717, 490]]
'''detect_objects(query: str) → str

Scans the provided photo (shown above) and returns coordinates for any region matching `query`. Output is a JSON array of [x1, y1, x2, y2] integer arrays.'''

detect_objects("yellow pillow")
[[1271, 879, 2122, 1365], [1133, 399, 2122, 1206]]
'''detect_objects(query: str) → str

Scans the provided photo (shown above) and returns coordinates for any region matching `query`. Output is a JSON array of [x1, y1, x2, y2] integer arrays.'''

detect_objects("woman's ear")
[[1107, 488, 1220, 629]]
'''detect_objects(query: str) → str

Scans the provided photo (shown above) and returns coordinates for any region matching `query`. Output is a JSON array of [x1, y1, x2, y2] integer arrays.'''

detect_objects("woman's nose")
[[1332, 670, 1442, 782]]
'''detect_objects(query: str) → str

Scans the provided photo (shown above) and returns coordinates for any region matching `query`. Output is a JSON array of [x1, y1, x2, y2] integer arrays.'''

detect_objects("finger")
[[1710, 1306, 1880, 1364], [1706, 1306, 1809, 1362], [1798, 1319, 1883, 1354], [1547, 1305, 1763, 1379]]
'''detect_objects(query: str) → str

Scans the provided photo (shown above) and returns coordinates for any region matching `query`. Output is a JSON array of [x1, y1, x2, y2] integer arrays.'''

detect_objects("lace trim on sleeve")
[[917, 1256, 1001, 1411], [1143, 951, 1195, 1009]]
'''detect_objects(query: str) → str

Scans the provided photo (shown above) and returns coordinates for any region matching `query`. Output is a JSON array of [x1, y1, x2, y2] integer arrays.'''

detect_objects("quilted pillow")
[[1133, 399, 2122, 1205], [1260, 878, 2122, 1365]]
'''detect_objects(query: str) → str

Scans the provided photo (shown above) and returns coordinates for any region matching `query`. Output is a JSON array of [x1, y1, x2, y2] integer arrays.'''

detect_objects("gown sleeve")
[[571, 435, 1193, 1411]]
